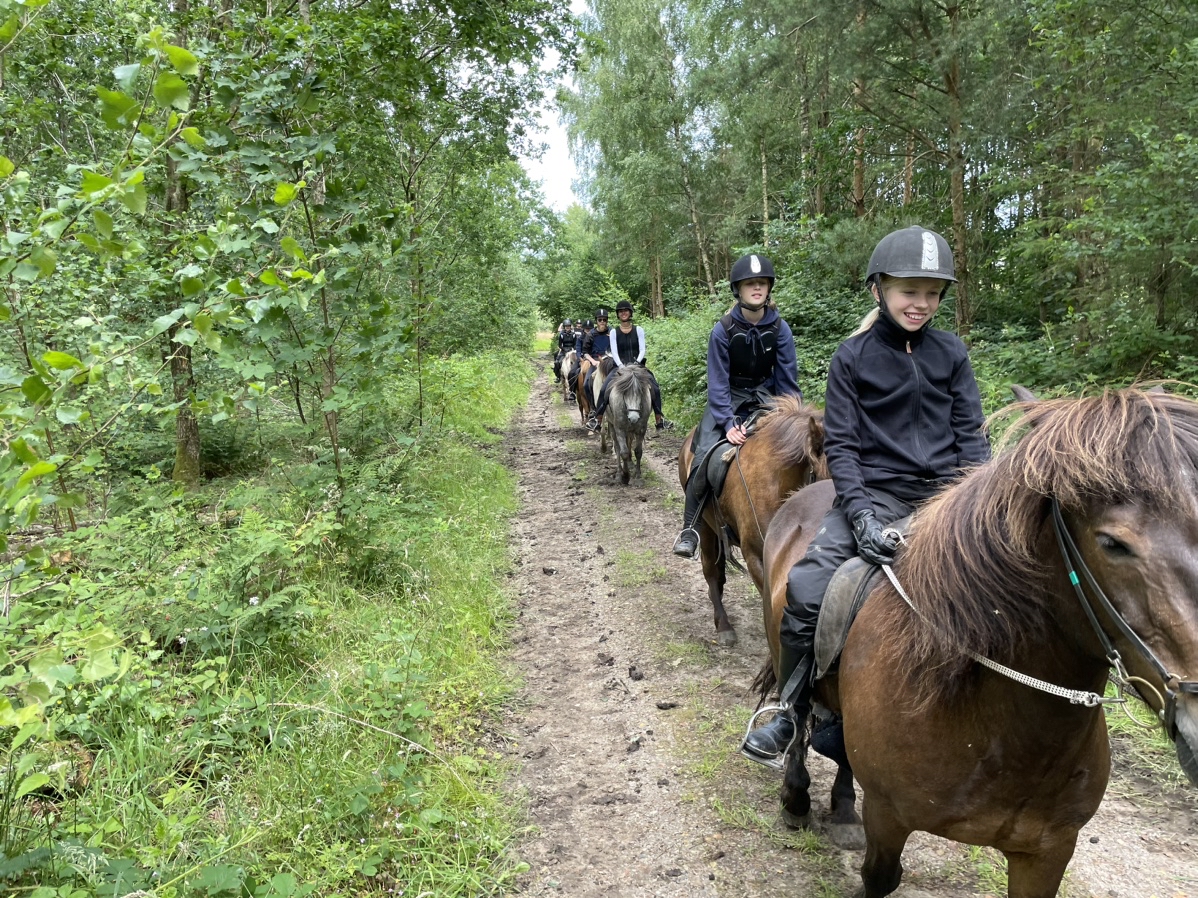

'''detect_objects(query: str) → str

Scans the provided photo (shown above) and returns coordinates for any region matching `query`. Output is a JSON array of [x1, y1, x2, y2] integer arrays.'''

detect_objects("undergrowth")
[[0, 352, 533, 897]]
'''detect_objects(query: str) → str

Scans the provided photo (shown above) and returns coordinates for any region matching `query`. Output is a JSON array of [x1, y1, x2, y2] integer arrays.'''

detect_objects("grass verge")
[[2, 352, 533, 897]]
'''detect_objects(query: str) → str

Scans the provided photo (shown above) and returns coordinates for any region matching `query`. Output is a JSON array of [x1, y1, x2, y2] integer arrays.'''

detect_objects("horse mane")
[[881, 388, 1198, 703], [753, 394, 828, 476], [609, 365, 652, 405]]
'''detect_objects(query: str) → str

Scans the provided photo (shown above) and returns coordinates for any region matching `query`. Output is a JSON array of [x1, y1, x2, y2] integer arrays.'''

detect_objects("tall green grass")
[[3, 352, 533, 897]]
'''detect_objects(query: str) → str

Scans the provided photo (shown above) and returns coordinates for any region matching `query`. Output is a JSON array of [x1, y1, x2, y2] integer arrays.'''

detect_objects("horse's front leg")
[[698, 520, 735, 646], [1004, 841, 1078, 898], [857, 796, 908, 898], [633, 431, 643, 480], [780, 735, 813, 829]]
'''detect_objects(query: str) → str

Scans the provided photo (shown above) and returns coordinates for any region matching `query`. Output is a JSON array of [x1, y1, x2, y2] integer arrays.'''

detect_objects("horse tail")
[[750, 660, 777, 706]]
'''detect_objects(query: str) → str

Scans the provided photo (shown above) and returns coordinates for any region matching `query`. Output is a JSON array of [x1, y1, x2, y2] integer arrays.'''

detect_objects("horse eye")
[[1096, 533, 1134, 557]]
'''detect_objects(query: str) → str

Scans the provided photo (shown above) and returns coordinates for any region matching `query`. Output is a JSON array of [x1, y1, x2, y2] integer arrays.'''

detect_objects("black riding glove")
[[852, 510, 899, 566]]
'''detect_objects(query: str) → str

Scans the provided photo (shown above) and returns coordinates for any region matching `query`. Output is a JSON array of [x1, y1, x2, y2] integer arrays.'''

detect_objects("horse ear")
[[1011, 384, 1039, 403], [808, 415, 825, 458]]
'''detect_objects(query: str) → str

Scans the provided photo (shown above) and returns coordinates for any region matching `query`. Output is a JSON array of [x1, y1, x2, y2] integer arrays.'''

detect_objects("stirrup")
[[739, 704, 797, 772], [672, 526, 699, 558]]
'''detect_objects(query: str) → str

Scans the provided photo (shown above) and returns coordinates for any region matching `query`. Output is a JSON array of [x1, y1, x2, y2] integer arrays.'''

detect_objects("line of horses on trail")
[[560, 349, 654, 485], [554, 354, 1198, 898]]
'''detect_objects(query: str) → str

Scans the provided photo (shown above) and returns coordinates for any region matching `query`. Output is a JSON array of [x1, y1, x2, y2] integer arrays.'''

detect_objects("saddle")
[[814, 516, 912, 681], [695, 407, 772, 499]]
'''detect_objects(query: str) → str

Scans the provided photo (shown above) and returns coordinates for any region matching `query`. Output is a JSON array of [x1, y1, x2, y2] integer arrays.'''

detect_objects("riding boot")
[[742, 638, 814, 764], [672, 470, 708, 557]]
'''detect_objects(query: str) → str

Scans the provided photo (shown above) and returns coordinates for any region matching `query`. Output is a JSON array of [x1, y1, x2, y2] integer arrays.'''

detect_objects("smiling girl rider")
[[742, 226, 991, 766]]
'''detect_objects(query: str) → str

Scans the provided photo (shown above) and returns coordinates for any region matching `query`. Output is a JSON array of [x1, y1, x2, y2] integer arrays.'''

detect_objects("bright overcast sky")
[[519, 1, 587, 213]]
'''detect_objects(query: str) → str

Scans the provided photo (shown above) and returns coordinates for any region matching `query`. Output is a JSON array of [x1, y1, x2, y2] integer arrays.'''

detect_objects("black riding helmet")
[[616, 299, 633, 315], [866, 226, 956, 293], [729, 253, 776, 300], [595, 308, 609, 322]]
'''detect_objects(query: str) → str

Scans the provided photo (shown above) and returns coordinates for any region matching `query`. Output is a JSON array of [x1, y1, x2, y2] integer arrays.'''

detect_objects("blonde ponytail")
[[851, 307, 879, 336]]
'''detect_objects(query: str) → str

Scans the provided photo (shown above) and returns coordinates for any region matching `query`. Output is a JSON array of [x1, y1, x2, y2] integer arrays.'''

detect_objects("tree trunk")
[[650, 254, 664, 318], [761, 138, 769, 243], [944, 14, 971, 337], [166, 0, 202, 484]]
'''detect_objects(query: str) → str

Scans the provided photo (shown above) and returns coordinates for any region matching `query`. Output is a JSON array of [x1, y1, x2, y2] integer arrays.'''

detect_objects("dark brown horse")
[[759, 388, 1198, 898], [678, 395, 827, 646]]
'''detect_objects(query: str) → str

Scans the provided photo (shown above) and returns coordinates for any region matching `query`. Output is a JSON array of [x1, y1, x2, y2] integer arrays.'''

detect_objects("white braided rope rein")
[[880, 564, 1123, 709]]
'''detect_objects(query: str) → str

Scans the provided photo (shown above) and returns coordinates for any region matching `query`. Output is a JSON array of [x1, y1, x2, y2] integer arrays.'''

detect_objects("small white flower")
[[178, 636, 187, 645], [249, 596, 260, 606]]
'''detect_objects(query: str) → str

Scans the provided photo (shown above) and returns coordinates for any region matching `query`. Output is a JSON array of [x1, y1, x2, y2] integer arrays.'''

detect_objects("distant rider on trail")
[[588, 299, 674, 434]]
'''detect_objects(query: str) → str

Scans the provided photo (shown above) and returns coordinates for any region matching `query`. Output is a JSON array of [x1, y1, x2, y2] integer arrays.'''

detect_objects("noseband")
[[1051, 498, 1198, 740]]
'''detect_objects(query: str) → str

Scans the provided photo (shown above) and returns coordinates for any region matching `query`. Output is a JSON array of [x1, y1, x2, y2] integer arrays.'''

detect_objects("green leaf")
[[96, 87, 139, 130], [0, 15, 20, 46], [79, 170, 114, 197], [12, 439, 38, 465], [30, 246, 55, 277], [56, 407, 85, 425], [113, 63, 141, 92], [153, 71, 190, 111], [181, 277, 204, 297], [20, 375, 51, 404], [223, 279, 246, 296], [0, 156, 14, 178], [14, 774, 49, 802], [253, 218, 280, 234], [273, 182, 298, 205], [120, 182, 147, 214], [180, 127, 206, 148], [259, 269, 282, 286], [280, 237, 306, 261], [165, 45, 199, 77], [93, 209, 114, 240], [18, 461, 58, 487], [43, 351, 82, 370], [14, 262, 40, 282]]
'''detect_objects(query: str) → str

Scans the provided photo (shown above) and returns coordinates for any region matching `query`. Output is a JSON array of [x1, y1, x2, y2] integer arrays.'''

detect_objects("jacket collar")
[[873, 302, 928, 349]]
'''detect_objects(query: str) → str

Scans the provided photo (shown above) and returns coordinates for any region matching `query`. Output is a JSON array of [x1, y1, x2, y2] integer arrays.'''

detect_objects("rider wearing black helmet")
[[672, 253, 801, 558], [741, 226, 989, 767], [588, 299, 674, 433], [554, 319, 576, 383]]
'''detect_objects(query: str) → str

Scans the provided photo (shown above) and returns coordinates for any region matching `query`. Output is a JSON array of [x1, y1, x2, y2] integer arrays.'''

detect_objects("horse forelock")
[[610, 367, 652, 410], [884, 388, 1198, 705], [754, 394, 826, 473]]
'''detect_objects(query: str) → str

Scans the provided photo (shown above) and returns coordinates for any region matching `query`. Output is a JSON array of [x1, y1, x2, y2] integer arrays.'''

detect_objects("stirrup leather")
[[739, 704, 797, 772]]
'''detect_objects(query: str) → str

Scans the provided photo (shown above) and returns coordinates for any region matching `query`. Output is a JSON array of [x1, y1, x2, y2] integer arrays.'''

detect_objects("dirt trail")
[[500, 357, 1198, 898]]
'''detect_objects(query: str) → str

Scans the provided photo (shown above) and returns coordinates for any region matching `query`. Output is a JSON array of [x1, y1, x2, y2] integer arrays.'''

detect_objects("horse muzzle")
[[628, 410, 642, 425], [1173, 692, 1198, 787]]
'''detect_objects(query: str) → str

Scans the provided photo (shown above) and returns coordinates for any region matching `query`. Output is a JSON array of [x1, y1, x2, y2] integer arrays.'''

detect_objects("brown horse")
[[759, 388, 1198, 898], [678, 395, 827, 647], [575, 356, 613, 427]]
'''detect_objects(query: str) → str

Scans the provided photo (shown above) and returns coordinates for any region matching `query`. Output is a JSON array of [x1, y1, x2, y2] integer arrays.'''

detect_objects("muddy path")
[[499, 356, 1198, 898]]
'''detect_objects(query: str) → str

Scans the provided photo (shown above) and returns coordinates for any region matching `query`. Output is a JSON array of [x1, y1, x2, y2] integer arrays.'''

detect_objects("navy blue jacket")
[[582, 329, 612, 359], [823, 310, 990, 522], [707, 305, 800, 432]]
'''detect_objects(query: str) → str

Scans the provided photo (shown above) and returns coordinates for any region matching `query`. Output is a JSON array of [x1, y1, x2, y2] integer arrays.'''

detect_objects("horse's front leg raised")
[[698, 520, 735, 646]]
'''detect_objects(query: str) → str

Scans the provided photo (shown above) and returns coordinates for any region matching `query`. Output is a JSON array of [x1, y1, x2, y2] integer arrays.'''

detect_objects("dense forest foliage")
[[1, 0, 571, 894], [545, 0, 1198, 405]]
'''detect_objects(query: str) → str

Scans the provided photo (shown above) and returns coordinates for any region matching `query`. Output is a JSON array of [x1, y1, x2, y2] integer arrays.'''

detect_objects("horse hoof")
[[824, 822, 866, 851], [781, 807, 812, 830], [716, 629, 737, 648]]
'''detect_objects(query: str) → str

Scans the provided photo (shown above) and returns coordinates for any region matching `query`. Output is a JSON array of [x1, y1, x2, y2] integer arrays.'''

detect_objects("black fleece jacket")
[[823, 309, 990, 521]]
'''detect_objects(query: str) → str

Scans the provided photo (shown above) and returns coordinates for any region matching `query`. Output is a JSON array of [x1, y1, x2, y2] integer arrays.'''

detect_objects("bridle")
[[1050, 497, 1198, 740]]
